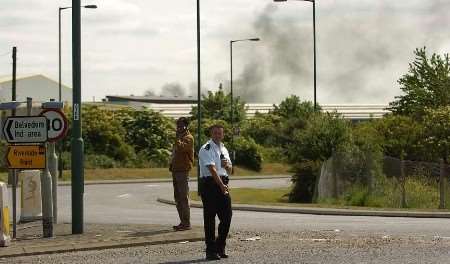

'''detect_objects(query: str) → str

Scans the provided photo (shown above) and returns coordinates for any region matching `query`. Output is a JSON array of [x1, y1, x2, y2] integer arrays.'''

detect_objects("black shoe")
[[206, 253, 220, 260], [218, 252, 228, 258]]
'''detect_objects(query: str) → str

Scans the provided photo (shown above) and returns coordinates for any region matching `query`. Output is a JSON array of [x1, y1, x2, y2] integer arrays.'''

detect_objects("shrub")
[[233, 137, 263, 171], [288, 160, 321, 203]]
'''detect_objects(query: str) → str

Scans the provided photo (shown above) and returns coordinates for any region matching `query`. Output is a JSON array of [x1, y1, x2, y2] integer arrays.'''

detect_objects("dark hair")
[[177, 117, 190, 127], [209, 124, 224, 132]]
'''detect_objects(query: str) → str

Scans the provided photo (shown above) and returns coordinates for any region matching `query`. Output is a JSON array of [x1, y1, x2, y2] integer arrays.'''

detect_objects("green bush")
[[233, 137, 263, 171], [288, 160, 321, 203]]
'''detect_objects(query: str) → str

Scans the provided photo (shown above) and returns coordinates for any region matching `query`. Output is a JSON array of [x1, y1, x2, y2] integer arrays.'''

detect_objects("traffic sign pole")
[[41, 142, 53, 238], [48, 141, 58, 224], [11, 47, 17, 240], [40, 108, 68, 225]]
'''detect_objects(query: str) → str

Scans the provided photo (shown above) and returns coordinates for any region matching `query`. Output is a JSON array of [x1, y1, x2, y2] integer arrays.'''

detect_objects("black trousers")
[[200, 177, 232, 254]]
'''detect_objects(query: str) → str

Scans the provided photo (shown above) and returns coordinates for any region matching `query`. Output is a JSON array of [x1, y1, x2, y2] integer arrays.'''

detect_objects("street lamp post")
[[61, 3, 97, 235], [59, 5, 97, 102], [273, 0, 317, 111], [229, 38, 260, 163], [196, 0, 202, 194]]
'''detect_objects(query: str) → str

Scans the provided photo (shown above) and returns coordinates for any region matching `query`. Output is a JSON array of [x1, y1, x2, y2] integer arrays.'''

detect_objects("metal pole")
[[72, 0, 84, 234], [196, 0, 202, 195], [58, 8, 64, 184], [313, 0, 317, 111], [400, 158, 407, 208], [59, 8, 62, 102], [11, 46, 17, 239], [230, 41, 234, 163], [49, 142, 58, 223], [439, 159, 446, 209], [40, 144, 54, 238]]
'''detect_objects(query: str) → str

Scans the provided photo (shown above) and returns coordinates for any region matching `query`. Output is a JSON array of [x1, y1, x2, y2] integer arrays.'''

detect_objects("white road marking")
[[146, 185, 160, 188], [117, 193, 131, 198]]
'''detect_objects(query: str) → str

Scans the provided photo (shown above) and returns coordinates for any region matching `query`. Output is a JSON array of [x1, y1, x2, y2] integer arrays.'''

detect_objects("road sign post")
[[40, 108, 68, 224]]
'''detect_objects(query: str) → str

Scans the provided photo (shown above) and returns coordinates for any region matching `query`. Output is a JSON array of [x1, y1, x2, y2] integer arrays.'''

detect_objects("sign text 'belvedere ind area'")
[[3, 116, 48, 143]]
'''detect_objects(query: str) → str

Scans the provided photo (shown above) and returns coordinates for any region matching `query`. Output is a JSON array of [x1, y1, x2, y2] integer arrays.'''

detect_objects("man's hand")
[[221, 159, 232, 174], [220, 184, 229, 195]]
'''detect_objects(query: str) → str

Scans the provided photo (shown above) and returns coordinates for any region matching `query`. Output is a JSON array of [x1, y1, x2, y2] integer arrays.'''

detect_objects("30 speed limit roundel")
[[40, 109, 68, 142]]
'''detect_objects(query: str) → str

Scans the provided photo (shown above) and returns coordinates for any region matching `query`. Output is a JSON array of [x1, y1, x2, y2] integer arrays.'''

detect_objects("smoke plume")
[[233, 1, 450, 104]]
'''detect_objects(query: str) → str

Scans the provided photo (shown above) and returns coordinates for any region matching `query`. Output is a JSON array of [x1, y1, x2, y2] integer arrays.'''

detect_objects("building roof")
[[106, 95, 197, 104], [0, 74, 72, 90]]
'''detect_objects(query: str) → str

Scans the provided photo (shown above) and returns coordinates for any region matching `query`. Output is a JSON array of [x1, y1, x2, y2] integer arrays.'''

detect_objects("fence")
[[317, 153, 450, 209]]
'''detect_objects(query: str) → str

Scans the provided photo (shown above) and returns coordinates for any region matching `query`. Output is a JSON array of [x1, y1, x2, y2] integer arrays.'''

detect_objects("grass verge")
[[0, 163, 291, 183], [190, 184, 450, 212]]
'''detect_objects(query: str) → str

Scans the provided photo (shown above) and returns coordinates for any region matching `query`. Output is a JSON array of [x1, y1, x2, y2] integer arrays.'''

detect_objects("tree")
[[373, 115, 425, 161], [272, 95, 317, 120], [422, 106, 450, 163], [190, 89, 246, 124], [389, 48, 450, 118], [117, 108, 175, 166]]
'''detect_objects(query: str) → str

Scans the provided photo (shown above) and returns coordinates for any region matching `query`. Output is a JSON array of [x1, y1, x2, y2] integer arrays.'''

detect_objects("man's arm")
[[222, 148, 233, 175], [175, 135, 193, 153]]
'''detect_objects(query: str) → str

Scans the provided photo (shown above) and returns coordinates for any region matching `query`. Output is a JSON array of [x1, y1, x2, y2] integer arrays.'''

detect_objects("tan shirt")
[[170, 132, 194, 172]]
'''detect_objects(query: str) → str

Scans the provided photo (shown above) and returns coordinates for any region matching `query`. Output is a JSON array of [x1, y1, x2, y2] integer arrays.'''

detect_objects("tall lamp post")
[[61, 3, 97, 235], [196, 0, 202, 194], [59, 4, 97, 102], [230, 38, 260, 162], [71, 1, 97, 234], [273, 0, 317, 111]]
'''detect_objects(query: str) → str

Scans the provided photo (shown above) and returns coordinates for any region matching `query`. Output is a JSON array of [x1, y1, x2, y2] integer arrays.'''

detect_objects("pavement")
[[0, 222, 203, 259]]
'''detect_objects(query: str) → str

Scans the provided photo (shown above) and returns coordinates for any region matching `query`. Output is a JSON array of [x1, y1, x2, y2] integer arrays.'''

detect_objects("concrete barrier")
[[0, 182, 11, 247], [20, 170, 42, 222]]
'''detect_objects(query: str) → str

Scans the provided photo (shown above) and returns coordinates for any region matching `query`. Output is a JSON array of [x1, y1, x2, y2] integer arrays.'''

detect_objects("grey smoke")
[[233, 2, 450, 104], [160, 82, 186, 97]]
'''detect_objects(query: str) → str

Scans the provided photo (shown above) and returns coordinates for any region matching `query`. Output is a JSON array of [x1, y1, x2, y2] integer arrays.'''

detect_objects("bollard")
[[0, 182, 11, 247], [20, 170, 42, 223]]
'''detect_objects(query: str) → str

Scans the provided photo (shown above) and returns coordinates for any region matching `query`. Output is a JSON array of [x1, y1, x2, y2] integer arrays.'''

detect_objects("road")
[[54, 178, 450, 237], [7, 178, 450, 263]]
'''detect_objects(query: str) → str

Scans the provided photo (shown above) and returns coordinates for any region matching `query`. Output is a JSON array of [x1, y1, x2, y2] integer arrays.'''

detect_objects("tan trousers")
[[172, 171, 190, 226]]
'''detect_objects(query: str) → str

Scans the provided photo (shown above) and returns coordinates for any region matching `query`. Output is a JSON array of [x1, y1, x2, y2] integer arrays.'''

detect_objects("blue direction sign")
[[2, 116, 48, 143]]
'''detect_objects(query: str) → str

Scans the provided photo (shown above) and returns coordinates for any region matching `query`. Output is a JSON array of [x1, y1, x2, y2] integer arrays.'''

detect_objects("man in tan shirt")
[[169, 117, 194, 231]]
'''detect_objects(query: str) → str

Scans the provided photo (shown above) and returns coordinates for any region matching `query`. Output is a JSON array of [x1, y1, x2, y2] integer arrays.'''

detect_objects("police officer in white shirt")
[[198, 124, 232, 260]]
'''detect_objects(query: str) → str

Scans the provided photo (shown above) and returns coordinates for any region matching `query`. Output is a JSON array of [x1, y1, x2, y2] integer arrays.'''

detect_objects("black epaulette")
[[205, 143, 210, 150]]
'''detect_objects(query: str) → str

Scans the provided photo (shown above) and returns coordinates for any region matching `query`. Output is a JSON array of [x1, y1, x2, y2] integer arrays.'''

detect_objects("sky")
[[0, 0, 449, 104]]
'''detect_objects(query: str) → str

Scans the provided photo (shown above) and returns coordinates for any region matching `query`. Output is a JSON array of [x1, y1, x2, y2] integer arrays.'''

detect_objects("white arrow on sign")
[[2, 116, 48, 143], [40, 109, 68, 142]]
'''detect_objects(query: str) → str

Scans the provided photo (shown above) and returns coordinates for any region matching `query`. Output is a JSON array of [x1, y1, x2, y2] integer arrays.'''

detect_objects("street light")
[[60, 3, 97, 235], [59, 4, 97, 102], [273, 0, 317, 111], [230, 38, 260, 163], [196, 0, 201, 194]]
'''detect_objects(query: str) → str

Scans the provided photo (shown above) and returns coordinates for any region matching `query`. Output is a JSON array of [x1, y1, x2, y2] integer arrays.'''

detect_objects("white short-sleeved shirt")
[[198, 139, 232, 178]]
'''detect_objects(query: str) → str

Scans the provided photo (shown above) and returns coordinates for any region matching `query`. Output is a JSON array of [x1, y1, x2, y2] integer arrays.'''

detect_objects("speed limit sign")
[[40, 109, 68, 142]]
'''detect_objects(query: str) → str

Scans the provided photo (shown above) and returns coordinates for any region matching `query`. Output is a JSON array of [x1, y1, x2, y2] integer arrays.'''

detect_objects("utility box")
[[20, 170, 42, 222], [0, 182, 11, 247]]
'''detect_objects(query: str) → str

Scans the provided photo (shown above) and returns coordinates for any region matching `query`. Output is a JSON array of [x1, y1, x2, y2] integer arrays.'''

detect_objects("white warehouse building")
[[0, 74, 72, 102]]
